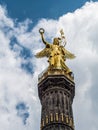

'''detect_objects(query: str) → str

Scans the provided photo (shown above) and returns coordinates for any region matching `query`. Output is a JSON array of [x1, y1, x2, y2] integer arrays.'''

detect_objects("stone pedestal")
[[38, 68, 75, 130]]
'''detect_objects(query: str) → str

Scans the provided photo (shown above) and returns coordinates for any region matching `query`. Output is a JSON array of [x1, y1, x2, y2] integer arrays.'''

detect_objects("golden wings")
[[60, 46, 75, 59], [35, 45, 75, 59]]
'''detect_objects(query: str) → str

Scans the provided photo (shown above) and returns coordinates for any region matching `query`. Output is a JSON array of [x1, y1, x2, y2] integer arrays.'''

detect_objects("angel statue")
[[36, 28, 75, 74]]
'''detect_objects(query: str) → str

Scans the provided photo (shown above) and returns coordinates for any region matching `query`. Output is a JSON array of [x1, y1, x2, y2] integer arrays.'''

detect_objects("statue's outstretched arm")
[[41, 33, 48, 45], [39, 28, 48, 45]]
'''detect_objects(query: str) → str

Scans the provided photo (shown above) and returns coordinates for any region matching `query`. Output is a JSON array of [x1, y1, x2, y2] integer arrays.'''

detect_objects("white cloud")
[[0, 1, 98, 130], [0, 5, 39, 130]]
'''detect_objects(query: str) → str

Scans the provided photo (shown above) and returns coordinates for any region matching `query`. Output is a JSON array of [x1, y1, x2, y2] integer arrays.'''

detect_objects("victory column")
[[36, 28, 75, 130]]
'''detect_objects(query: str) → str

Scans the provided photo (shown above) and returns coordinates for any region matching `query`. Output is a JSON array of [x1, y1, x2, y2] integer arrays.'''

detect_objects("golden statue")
[[36, 28, 75, 74]]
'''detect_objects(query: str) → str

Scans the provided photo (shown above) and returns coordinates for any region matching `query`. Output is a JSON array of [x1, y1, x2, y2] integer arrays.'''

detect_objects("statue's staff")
[[59, 29, 67, 47]]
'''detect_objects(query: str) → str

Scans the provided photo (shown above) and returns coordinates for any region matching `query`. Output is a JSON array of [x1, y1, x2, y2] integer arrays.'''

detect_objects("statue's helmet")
[[53, 38, 59, 45]]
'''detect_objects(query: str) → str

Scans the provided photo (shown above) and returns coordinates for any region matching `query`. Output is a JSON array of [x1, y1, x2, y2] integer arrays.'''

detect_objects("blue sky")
[[0, 0, 97, 22], [0, 1, 98, 130]]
